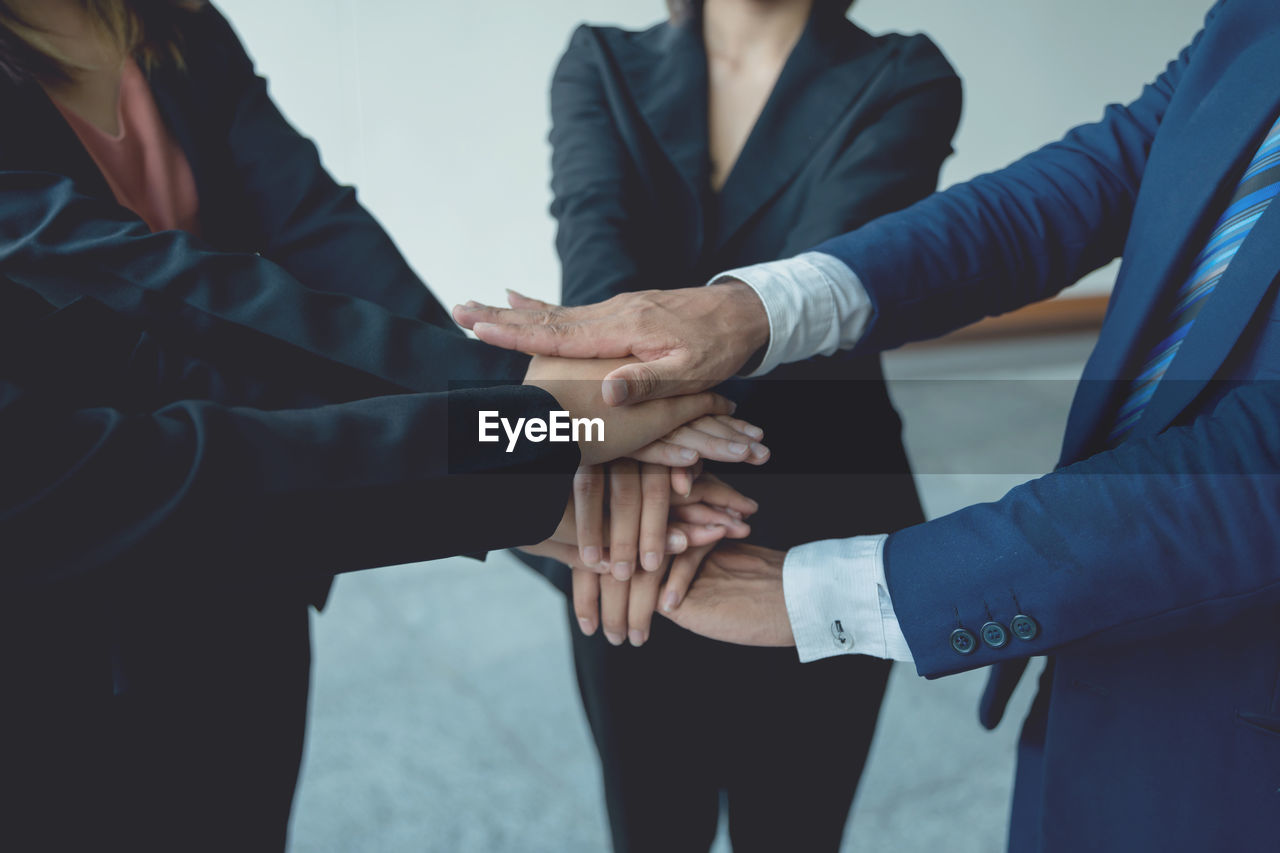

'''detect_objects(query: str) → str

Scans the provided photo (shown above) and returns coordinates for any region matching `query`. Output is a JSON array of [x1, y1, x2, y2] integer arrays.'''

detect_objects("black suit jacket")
[[525, 10, 961, 590], [0, 5, 575, 848]]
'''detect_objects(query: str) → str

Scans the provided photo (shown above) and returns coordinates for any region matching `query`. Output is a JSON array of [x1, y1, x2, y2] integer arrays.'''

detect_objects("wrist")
[[711, 279, 770, 373]]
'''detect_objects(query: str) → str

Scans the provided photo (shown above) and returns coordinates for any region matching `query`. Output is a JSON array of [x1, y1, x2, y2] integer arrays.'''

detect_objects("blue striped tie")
[[1108, 113, 1280, 444]]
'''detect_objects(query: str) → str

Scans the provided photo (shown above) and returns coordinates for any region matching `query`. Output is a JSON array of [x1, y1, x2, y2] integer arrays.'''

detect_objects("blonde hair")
[[0, 1, 204, 82]]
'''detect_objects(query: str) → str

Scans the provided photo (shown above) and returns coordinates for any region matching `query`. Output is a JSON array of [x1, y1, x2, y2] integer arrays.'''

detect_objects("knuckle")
[[642, 478, 669, 499], [610, 478, 640, 503], [573, 469, 602, 496]]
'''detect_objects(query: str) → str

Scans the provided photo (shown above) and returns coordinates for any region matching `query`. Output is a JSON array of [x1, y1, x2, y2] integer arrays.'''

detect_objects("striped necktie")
[[1108, 113, 1280, 444]]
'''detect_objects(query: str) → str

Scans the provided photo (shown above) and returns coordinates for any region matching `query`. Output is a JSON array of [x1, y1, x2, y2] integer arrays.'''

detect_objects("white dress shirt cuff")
[[707, 251, 873, 377], [782, 534, 914, 663]]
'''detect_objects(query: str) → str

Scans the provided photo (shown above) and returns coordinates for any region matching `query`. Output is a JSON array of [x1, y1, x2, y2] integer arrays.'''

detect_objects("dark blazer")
[[0, 5, 575, 849], [814, 1, 1280, 849], [526, 11, 961, 591]]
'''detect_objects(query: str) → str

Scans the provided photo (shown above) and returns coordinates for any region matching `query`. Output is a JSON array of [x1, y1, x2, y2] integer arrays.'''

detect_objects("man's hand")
[[457, 284, 769, 405], [661, 543, 795, 647]]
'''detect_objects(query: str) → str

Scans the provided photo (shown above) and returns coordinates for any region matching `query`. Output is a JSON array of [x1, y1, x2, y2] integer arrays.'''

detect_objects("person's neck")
[[8, 0, 124, 79], [701, 0, 813, 67]]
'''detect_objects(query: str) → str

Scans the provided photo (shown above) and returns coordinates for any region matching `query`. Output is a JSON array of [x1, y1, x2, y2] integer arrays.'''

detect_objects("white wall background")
[[214, 0, 1211, 309]]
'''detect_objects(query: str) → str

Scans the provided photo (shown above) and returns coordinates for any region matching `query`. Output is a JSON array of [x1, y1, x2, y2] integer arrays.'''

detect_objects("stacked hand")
[[478, 312, 783, 649], [520, 472, 758, 646], [523, 354, 769, 468], [662, 543, 794, 647], [457, 286, 768, 405]]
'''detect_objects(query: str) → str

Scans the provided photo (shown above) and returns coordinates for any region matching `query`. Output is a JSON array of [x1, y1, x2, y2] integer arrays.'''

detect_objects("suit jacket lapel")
[[1061, 33, 1280, 461], [713, 17, 880, 252], [146, 59, 225, 242], [611, 21, 710, 248], [0, 78, 113, 200]]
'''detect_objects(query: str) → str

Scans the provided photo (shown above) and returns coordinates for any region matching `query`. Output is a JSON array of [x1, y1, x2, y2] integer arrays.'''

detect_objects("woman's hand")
[[521, 472, 759, 646], [537, 463, 756, 578], [629, 414, 770, 470], [523, 355, 768, 467]]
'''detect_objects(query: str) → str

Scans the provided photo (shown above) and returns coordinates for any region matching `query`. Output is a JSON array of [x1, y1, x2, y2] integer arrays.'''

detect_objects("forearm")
[[0, 171, 529, 394], [887, 380, 1280, 678], [1, 381, 577, 588]]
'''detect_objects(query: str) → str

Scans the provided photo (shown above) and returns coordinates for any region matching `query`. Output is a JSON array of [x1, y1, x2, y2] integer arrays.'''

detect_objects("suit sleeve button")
[[981, 621, 1009, 649], [1010, 614, 1039, 641], [949, 627, 977, 655]]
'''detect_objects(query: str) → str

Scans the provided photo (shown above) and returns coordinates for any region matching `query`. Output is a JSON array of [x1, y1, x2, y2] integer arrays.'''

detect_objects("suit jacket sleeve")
[[197, 6, 457, 328], [886, 378, 1280, 678], [1, 376, 578, 589], [549, 25, 648, 306], [0, 176, 525, 396], [812, 2, 1224, 354], [778, 35, 961, 256]]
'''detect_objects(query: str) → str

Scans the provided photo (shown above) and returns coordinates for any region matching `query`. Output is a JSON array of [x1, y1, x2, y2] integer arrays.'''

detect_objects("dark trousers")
[[537, 379, 926, 852], [569, 602, 893, 853], [9, 583, 313, 852]]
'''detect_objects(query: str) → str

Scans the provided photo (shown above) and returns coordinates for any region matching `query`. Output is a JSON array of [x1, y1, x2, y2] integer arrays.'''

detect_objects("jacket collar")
[[606, 11, 881, 256], [0, 57, 221, 239], [610, 18, 711, 246], [711, 14, 878, 251], [0, 74, 113, 199]]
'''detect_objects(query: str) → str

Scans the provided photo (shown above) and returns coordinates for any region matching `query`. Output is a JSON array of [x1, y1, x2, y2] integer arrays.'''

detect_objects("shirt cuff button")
[[830, 619, 852, 650]]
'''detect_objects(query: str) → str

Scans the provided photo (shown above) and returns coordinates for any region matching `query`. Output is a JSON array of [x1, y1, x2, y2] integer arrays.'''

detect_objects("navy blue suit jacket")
[[815, 1, 1280, 850]]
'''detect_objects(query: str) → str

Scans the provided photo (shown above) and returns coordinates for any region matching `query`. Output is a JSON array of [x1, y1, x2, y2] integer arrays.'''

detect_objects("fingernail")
[[678, 448, 698, 462], [628, 629, 645, 647], [728, 442, 749, 456], [725, 508, 743, 519], [662, 590, 680, 612], [464, 300, 482, 308], [705, 524, 722, 531], [578, 618, 596, 636], [582, 546, 601, 567], [612, 561, 633, 580], [604, 631, 624, 646], [667, 531, 687, 552], [643, 551, 662, 571], [750, 442, 769, 458], [744, 425, 764, 439], [602, 378, 629, 405], [473, 322, 496, 333]]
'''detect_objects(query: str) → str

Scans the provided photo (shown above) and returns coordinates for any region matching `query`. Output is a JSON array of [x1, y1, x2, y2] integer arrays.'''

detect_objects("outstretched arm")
[[453, 3, 1219, 403], [665, 378, 1280, 677], [1, 377, 577, 589]]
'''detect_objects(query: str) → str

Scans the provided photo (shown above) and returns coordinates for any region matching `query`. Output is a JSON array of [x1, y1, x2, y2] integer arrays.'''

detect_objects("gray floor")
[[288, 332, 1099, 853]]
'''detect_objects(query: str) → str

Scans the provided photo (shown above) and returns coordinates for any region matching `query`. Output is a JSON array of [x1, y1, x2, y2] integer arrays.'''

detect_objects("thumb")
[[603, 355, 696, 405]]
